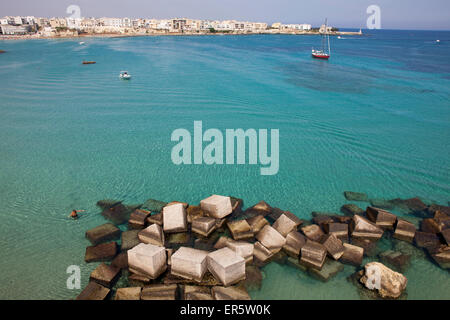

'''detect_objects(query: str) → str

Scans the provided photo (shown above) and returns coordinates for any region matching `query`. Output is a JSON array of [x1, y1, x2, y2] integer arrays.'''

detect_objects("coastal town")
[[0, 15, 362, 39]]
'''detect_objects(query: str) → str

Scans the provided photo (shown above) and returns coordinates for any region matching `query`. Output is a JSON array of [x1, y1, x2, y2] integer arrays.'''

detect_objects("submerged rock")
[[309, 259, 344, 282], [359, 262, 407, 299], [85, 223, 121, 246], [89, 263, 121, 288], [76, 281, 110, 300], [344, 191, 369, 202], [427, 245, 450, 269], [120, 230, 140, 251], [96, 199, 122, 210], [341, 204, 365, 216], [369, 199, 394, 210], [389, 197, 428, 217], [414, 231, 442, 249], [243, 265, 263, 291], [101, 203, 133, 225], [378, 250, 411, 273], [141, 199, 167, 213], [393, 219, 416, 243], [85, 242, 118, 263], [111, 252, 128, 270]]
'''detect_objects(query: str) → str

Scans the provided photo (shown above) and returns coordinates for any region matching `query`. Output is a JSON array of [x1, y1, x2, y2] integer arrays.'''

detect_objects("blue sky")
[[1, 0, 449, 30]]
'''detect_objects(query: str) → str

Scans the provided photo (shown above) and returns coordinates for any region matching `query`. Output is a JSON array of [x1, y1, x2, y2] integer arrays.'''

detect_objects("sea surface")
[[0, 29, 449, 299]]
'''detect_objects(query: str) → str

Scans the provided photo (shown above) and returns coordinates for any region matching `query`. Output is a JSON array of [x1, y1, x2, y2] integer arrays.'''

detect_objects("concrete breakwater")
[[76, 193, 449, 300]]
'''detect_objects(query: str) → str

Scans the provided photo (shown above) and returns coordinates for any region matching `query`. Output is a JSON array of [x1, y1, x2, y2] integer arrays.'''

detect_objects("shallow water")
[[0, 30, 449, 299]]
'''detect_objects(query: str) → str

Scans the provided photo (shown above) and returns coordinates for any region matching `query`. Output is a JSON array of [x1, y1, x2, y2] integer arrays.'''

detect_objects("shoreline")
[[0, 30, 363, 41]]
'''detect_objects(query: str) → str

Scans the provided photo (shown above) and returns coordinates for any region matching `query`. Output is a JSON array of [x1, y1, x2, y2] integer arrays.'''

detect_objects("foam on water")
[[0, 30, 449, 299]]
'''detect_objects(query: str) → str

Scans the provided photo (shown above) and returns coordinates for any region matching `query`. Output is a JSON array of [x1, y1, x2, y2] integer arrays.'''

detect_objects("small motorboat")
[[436, 40, 440, 43], [119, 71, 131, 80], [79, 41, 85, 45], [82, 61, 96, 64]]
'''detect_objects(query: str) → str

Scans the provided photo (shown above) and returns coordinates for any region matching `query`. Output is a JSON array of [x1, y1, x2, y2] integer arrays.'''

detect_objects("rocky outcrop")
[[359, 262, 407, 299]]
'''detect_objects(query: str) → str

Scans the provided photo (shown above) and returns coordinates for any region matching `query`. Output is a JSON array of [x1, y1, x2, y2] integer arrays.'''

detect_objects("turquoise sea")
[[0, 30, 449, 299]]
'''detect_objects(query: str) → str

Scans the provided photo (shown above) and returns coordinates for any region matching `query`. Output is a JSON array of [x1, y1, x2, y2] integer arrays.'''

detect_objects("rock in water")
[[128, 209, 150, 229], [300, 240, 327, 270], [301, 224, 324, 242], [200, 194, 233, 219], [127, 243, 167, 279], [207, 247, 246, 286], [350, 215, 384, 240], [227, 219, 254, 240], [366, 207, 397, 230], [283, 231, 306, 257], [141, 284, 177, 300], [115, 287, 141, 300], [85, 223, 121, 245], [171, 247, 208, 282], [272, 214, 297, 237], [393, 219, 416, 243], [163, 203, 187, 233], [344, 191, 368, 202], [138, 224, 165, 247], [85, 242, 118, 263], [76, 281, 110, 300], [341, 204, 364, 216], [212, 286, 251, 300], [89, 263, 121, 288], [256, 225, 286, 251], [246, 215, 269, 233], [120, 230, 140, 251], [191, 216, 217, 237], [142, 199, 168, 213], [360, 262, 407, 299]]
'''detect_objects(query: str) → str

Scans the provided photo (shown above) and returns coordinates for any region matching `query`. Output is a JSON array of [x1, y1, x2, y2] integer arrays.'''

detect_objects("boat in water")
[[79, 42, 85, 45], [82, 61, 96, 65], [119, 71, 131, 80], [312, 19, 331, 60]]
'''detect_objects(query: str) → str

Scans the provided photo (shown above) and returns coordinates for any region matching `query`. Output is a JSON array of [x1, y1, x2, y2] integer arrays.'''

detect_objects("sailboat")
[[312, 19, 331, 60]]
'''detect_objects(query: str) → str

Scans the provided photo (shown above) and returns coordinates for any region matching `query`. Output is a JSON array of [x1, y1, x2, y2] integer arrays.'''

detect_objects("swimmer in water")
[[69, 209, 85, 219]]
